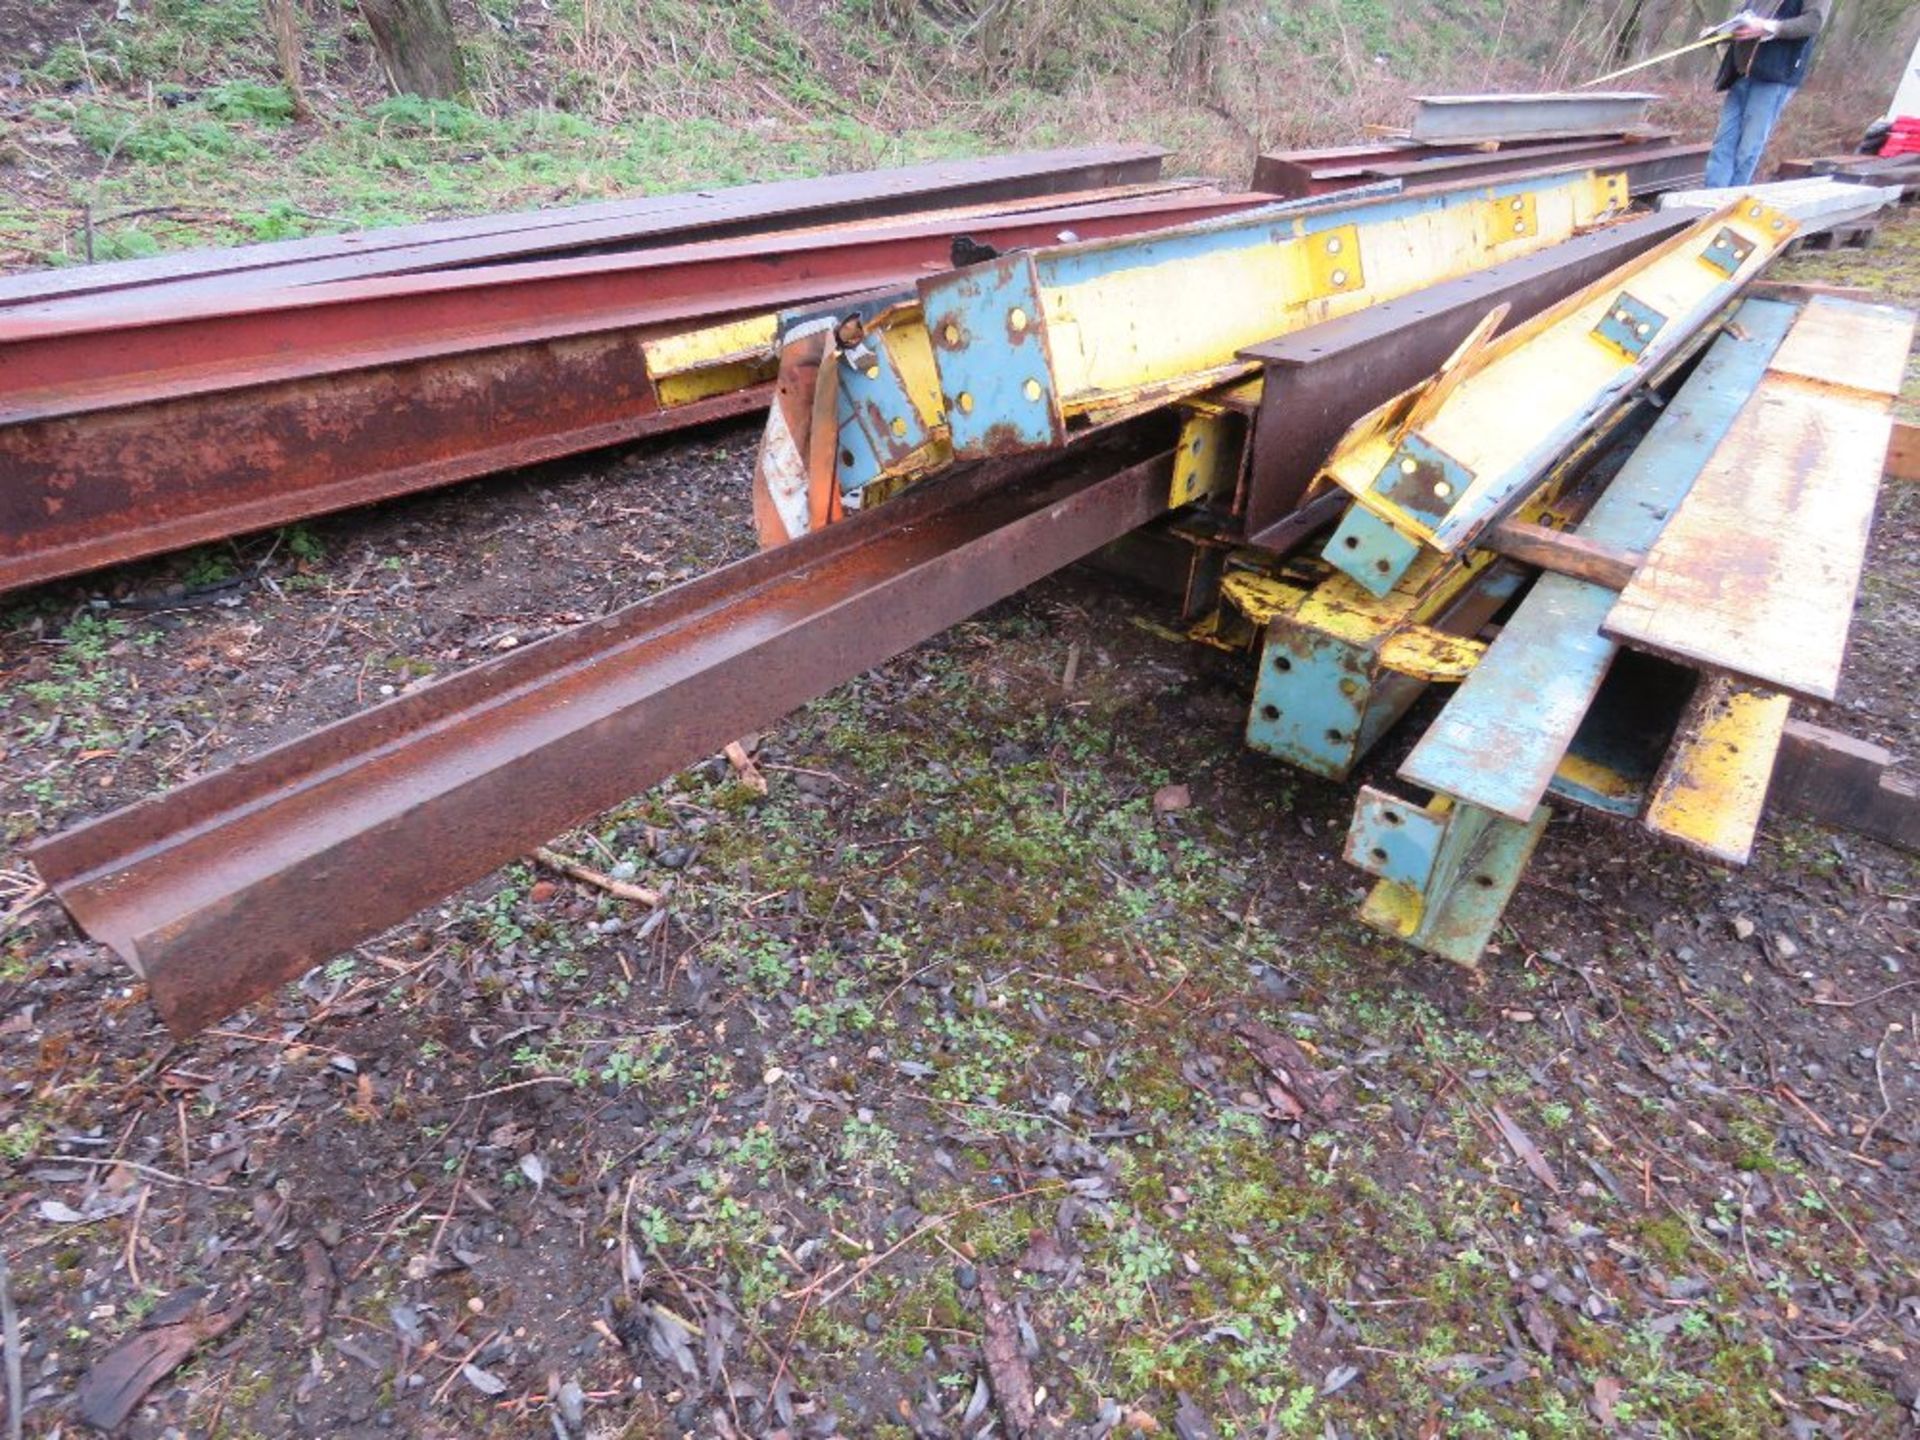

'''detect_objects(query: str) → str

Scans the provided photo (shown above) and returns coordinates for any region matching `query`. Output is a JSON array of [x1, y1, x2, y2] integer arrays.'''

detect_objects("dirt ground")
[[0, 218, 1917, 1439]]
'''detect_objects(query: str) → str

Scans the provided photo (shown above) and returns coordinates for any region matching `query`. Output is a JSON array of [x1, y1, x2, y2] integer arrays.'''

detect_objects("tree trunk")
[[264, 0, 308, 119], [1609, 0, 1650, 65], [360, 0, 467, 101], [1173, 0, 1223, 103]]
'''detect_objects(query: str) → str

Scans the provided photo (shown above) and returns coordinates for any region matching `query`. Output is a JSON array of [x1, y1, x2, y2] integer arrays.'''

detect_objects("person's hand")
[[1731, 18, 1778, 38]]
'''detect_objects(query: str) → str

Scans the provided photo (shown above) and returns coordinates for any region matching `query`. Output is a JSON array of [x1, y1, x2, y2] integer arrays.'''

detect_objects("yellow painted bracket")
[[644, 314, 781, 408], [1378, 626, 1486, 682]]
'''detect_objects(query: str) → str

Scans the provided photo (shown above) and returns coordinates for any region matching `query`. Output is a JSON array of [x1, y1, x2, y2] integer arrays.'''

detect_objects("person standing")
[[1704, 2, 1826, 187]]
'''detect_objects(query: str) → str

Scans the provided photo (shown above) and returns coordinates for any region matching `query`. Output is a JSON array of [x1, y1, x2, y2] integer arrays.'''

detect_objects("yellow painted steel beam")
[[926, 171, 1628, 459], [1315, 198, 1796, 596], [1644, 677, 1792, 865]]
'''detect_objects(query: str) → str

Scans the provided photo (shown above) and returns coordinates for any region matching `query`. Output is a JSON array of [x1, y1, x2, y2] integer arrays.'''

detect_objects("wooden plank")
[[1767, 295, 1913, 398], [1484, 518, 1642, 589], [1603, 297, 1916, 704], [1767, 719, 1920, 852], [1643, 677, 1791, 864], [1748, 280, 1878, 304], [1888, 420, 1920, 482], [1397, 300, 1800, 823]]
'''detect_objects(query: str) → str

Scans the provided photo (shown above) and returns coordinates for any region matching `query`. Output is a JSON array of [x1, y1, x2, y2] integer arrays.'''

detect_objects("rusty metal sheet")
[[28, 427, 1178, 1037], [0, 146, 1171, 316]]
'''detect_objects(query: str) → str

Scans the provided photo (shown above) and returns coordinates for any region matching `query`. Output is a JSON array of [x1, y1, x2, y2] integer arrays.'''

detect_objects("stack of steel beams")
[[22, 146, 1916, 1039], [0, 146, 1173, 318], [1254, 140, 1708, 200], [0, 155, 1272, 594]]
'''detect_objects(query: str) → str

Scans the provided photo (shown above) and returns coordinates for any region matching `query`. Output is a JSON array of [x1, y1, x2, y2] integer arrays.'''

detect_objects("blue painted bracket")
[[833, 329, 942, 501], [1321, 507, 1426, 599], [1345, 786, 1446, 887], [1352, 793, 1551, 965], [920, 253, 1066, 456], [1246, 562, 1526, 779]]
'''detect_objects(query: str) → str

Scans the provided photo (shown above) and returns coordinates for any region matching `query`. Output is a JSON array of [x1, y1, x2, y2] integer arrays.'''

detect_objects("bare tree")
[[264, 0, 308, 119], [1174, 0, 1224, 101], [361, 0, 468, 101]]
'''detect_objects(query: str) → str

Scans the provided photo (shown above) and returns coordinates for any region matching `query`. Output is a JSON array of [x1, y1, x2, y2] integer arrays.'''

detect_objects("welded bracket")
[[1170, 407, 1241, 508], [1345, 786, 1447, 888], [1591, 291, 1667, 360], [1698, 226, 1754, 278], [1487, 191, 1539, 246], [921, 254, 1066, 457], [1322, 506, 1425, 598], [1302, 224, 1366, 300], [832, 320, 947, 501], [1369, 432, 1474, 528]]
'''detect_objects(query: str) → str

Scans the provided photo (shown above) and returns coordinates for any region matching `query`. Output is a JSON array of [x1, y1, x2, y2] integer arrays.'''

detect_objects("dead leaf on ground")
[[1172, 1391, 1219, 1440], [75, 1286, 251, 1432], [1153, 783, 1191, 813], [1521, 1298, 1558, 1358], [300, 1238, 335, 1342], [1491, 1103, 1562, 1193], [1591, 1375, 1623, 1425]]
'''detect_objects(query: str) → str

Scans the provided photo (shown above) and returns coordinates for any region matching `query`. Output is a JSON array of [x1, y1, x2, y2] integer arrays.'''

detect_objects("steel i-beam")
[[28, 428, 1178, 1036], [758, 168, 1631, 542], [1316, 197, 1796, 597], [0, 191, 1257, 594]]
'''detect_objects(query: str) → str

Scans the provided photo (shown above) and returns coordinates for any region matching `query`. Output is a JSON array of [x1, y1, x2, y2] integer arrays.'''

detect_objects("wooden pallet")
[[1784, 219, 1880, 255]]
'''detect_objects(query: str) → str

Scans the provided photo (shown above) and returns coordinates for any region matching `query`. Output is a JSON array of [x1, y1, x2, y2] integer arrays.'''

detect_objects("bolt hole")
[[1260, 704, 1280, 721], [1473, 874, 1497, 890], [1342, 535, 1360, 550], [1325, 728, 1346, 745], [1374, 559, 1391, 574], [1370, 847, 1388, 863], [1272, 655, 1292, 673], [1382, 811, 1402, 826]]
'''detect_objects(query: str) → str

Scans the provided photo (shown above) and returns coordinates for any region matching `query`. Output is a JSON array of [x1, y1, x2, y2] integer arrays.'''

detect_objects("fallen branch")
[[723, 741, 768, 795], [532, 847, 661, 906], [2, 1250, 22, 1440]]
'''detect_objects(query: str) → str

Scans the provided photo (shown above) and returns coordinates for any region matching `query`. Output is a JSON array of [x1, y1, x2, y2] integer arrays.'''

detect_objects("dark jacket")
[[1714, 0, 1824, 91]]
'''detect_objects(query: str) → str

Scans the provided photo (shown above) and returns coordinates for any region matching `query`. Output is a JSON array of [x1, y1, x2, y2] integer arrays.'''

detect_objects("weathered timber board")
[[1396, 299, 1798, 822], [1602, 297, 1916, 704]]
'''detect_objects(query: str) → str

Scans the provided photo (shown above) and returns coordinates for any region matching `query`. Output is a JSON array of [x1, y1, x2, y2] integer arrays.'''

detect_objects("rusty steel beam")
[[0, 190, 1259, 423], [28, 427, 1178, 1037], [0, 145, 1169, 317], [0, 191, 1259, 594], [1253, 141, 1707, 200]]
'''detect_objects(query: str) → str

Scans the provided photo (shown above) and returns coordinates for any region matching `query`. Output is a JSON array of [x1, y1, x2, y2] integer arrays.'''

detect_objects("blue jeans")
[[1705, 76, 1795, 188]]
